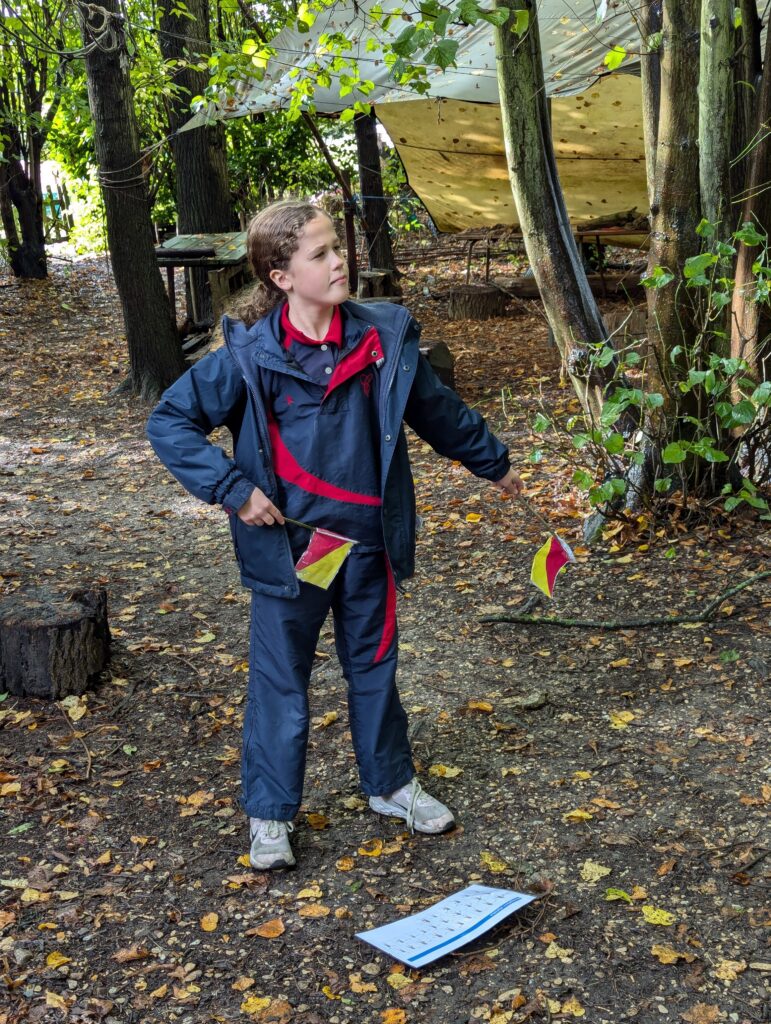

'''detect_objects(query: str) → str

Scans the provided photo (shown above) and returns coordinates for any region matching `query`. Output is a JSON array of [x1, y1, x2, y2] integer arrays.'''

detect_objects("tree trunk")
[[647, 0, 702, 399], [731, 0, 762, 203], [159, 0, 232, 323], [447, 285, 507, 320], [77, 0, 185, 401], [640, 0, 662, 212], [731, 23, 771, 385], [354, 110, 397, 276], [698, 0, 734, 236], [493, 0, 619, 425], [0, 134, 47, 278]]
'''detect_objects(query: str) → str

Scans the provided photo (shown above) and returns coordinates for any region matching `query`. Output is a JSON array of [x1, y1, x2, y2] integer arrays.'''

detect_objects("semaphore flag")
[[530, 535, 575, 598], [294, 527, 357, 590]]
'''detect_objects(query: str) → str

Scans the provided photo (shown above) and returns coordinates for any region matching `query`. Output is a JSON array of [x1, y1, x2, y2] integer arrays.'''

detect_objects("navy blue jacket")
[[146, 300, 510, 597]]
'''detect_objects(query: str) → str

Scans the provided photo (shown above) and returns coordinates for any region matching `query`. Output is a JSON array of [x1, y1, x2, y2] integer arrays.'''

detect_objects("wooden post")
[[341, 170, 359, 295]]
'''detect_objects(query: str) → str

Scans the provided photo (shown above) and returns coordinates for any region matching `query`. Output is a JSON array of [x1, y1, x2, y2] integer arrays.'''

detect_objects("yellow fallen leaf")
[[46, 951, 71, 969], [673, 657, 694, 668], [298, 903, 330, 917], [641, 905, 675, 926], [358, 838, 383, 857], [335, 856, 355, 871], [579, 859, 611, 883], [610, 657, 630, 668], [428, 763, 463, 778], [297, 884, 323, 900], [651, 944, 689, 964], [562, 808, 593, 823], [196, 632, 216, 643], [382, 1009, 408, 1023], [630, 885, 648, 900], [251, 918, 284, 939], [712, 959, 746, 982], [232, 976, 255, 991], [314, 711, 338, 729], [21, 888, 49, 904], [200, 912, 219, 932], [481, 850, 509, 873], [306, 813, 329, 830], [465, 512, 482, 523], [572, 770, 592, 781], [94, 850, 111, 865], [240, 995, 271, 1014], [467, 700, 494, 713], [150, 983, 168, 998], [45, 991, 70, 1010], [0, 782, 20, 796], [561, 995, 586, 1017], [605, 888, 632, 903], [237, 854, 251, 868], [544, 941, 574, 963], [321, 985, 341, 1000], [387, 973, 413, 991], [609, 710, 635, 729]]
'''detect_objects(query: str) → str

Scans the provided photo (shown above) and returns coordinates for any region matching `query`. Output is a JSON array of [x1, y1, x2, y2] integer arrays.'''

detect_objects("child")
[[147, 199, 523, 870]]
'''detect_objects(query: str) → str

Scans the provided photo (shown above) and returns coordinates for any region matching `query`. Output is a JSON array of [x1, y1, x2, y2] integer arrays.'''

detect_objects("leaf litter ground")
[[0, 256, 769, 1024]]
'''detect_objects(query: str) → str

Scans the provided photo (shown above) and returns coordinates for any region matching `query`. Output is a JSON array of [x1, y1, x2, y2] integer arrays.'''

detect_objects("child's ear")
[[269, 267, 291, 293]]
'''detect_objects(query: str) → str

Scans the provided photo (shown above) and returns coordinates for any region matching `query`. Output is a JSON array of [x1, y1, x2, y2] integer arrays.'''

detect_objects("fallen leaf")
[[579, 859, 611, 883], [358, 838, 383, 857], [544, 941, 574, 963], [200, 912, 218, 932], [240, 995, 271, 1014], [681, 1003, 721, 1024], [562, 808, 593, 823], [467, 699, 494, 713], [712, 959, 746, 983], [335, 857, 355, 871], [561, 995, 585, 1017], [297, 903, 330, 917], [306, 813, 329, 830], [428, 763, 463, 778], [642, 905, 676, 926], [605, 888, 632, 903], [45, 951, 71, 969], [608, 710, 635, 729], [386, 973, 413, 991], [249, 918, 284, 939], [480, 850, 508, 873], [297, 884, 323, 900], [382, 1009, 407, 1023], [232, 977, 255, 991]]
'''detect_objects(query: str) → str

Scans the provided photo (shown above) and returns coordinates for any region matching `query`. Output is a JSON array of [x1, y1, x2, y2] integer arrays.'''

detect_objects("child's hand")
[[237, 488, 286, 526], [495, 467, 525, 498]]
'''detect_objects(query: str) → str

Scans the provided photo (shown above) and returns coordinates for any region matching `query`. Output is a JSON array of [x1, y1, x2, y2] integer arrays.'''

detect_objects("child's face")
[[270, 214, 349, 309]]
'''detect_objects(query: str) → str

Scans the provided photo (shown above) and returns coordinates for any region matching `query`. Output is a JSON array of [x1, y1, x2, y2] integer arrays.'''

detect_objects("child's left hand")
[[495, 467, 525, 497]]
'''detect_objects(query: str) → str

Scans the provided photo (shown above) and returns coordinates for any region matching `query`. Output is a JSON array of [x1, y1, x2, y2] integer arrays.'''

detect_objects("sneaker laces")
[[251, 819, 294, 842], [404, 778, 423, 834]]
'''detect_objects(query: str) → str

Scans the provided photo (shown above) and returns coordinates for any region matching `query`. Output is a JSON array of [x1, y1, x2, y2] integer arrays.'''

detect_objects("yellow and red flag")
[[294, 528, 356, 590], [530, 535, 575, 598]]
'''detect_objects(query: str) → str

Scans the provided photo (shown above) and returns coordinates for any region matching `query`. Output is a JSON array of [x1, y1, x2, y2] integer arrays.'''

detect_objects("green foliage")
[[531, 222, 771, 521]]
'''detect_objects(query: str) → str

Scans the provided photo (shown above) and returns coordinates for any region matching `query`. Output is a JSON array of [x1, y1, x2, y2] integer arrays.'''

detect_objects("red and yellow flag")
[[530, 535, 575, 598], [294, 528, 356, 590]]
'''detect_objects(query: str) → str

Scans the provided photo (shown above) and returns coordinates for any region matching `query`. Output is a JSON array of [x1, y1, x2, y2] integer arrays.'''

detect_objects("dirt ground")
[[0, 253, 769, 1024]]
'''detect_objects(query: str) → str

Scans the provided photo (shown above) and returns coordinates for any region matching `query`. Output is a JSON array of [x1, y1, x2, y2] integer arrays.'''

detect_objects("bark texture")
[[354, 111, 396, 275], [159, 0, 232, 321], [78, 0, 185, 400], [493, 0, 618, 424], [698, 0, 734, 236], [647, 0, 702, 399], [730, 23, 771, 385]]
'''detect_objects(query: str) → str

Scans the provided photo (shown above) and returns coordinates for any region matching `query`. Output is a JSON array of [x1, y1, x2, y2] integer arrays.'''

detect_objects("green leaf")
[[661, 442, 687, 464], [604, 432, 625, 455], [572, 469, 594, 489], [733, 5, 742, 27], [425, 38, 460, 68], [684, 252, 718, 279], [731, 399, 756, 425], [338, 107, 356, 123], [644, 392, 664, 409], [572, 433, 591, 449], [528, 448, 544, 463], [511, 8, 530, 35], [734, 222, 765, 246], [458, 0, 481, 24], [696, 218, 716, 238], [434, 7, 453, 34], [605, 887, 633, 903], [654, 478, 672, 493], [532, 413, 551, 432], [647, 31, 663, 51], [711, 291, 731, 309], [7, 822, 33, 836], [603, 46, 626, 71], [481, 8, 511, 27], [641, 266, 674, 289]]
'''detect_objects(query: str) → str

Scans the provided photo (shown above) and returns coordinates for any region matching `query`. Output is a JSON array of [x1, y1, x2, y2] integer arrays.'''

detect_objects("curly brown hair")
[[233, 200, 329, 327]]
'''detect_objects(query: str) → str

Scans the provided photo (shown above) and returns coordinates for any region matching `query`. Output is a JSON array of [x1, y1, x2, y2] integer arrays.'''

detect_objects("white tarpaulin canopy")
[[194, 0, 652, 232]]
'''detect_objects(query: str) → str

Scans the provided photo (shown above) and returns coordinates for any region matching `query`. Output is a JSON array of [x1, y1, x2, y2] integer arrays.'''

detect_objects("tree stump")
[[421, 341, 456, 390], [357, 269, 401, 299], [0, 587, 110, 700], [447, 285, 507, 321]]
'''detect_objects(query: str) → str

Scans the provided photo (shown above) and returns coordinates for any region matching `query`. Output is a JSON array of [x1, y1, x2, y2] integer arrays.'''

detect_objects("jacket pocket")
[[229, 517, 297, 593]]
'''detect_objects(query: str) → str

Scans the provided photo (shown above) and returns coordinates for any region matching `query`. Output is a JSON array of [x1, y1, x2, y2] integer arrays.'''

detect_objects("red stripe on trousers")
[[373, 558, 397, 664], [268, 415, 382, 507]]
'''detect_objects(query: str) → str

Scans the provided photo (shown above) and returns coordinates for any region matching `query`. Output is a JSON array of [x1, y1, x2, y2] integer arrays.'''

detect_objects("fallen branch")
[[479, 569, 771, 629]]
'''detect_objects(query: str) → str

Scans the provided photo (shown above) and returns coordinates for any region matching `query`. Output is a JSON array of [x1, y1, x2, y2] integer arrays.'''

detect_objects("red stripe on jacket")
[[268, 414, 382, 507], [324, 328, 383, 399]]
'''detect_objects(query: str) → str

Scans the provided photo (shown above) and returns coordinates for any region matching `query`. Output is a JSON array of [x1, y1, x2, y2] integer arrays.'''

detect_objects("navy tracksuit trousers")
[[241, 548, 415, 820]]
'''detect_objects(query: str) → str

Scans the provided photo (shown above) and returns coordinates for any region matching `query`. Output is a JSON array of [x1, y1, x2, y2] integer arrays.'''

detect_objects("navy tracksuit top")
[[264, 303, 385, 554]]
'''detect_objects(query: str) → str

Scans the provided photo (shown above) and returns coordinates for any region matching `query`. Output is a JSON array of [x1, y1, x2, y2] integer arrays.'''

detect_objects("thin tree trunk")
[[699, 0, 734, 236], [354, 111, 396, 274], [159, 0, 232, 323], [640, 0, 662, 212], [77, 0, 185, 401], [493, 0, 619, 425], [647, 0, 702, 400], [731, 0, 762, 204], [731, 23, 771, 385]]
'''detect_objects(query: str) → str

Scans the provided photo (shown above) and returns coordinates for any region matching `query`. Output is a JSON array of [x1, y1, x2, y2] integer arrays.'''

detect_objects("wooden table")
[[155, 231, 249, 321]]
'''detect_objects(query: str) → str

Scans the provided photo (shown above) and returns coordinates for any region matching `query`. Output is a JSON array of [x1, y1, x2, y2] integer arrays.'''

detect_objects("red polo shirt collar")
[[281, 303, 343, 350]]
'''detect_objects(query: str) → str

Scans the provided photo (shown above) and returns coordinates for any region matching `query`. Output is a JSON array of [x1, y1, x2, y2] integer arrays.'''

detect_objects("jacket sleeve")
[[145, 347, 256, 513], [403, 354, 510, 481]]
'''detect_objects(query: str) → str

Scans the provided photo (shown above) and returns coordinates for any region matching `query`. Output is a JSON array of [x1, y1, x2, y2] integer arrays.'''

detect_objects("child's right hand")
[[237, 488, 286, 527]]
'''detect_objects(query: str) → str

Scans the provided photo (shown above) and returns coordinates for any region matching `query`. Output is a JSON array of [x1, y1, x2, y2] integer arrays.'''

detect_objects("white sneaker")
[[249, 818, 296, 870], [369, 778, 455, 834]]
